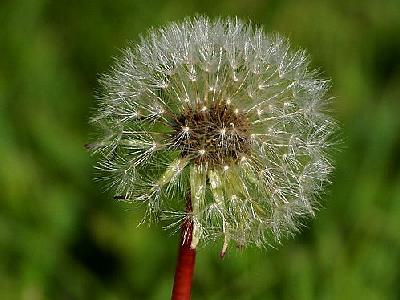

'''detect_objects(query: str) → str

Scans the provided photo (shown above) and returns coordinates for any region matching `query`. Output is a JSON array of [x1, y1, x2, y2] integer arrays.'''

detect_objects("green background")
[[1, 0, 400, 299]]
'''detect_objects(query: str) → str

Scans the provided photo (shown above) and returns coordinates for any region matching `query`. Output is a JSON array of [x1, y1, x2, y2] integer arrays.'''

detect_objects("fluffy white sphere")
[[89, 16, 338, 251]]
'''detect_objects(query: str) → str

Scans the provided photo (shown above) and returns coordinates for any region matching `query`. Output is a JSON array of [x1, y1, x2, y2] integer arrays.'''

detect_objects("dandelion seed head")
[[89, 16, 338, 251]]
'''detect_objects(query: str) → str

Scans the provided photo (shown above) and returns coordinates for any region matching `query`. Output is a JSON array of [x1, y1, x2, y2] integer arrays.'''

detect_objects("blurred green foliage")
[[1, 0, 400, 299]]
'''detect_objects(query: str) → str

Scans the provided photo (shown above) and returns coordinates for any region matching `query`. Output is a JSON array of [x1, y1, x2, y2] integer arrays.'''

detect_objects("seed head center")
[[172, 102, 251, 165]]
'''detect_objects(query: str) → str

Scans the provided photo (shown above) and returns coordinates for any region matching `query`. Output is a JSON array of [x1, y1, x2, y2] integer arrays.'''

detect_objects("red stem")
[[171, 199, 196, 300]]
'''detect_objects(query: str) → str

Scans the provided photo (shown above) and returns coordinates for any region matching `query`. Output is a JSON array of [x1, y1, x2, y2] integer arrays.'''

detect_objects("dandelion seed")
[[89, 16, 338, 256]]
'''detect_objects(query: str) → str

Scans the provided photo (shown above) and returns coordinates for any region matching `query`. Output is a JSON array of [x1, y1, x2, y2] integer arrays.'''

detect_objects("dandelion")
[[88, 16, 337, 299]]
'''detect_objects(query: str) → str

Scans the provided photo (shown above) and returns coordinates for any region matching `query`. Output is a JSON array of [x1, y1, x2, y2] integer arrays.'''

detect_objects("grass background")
[[1, 0, 400, 299]]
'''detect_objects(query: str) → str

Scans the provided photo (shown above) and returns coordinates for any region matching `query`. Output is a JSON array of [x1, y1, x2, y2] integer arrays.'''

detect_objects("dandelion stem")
[[171, 197, 196, 300]]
